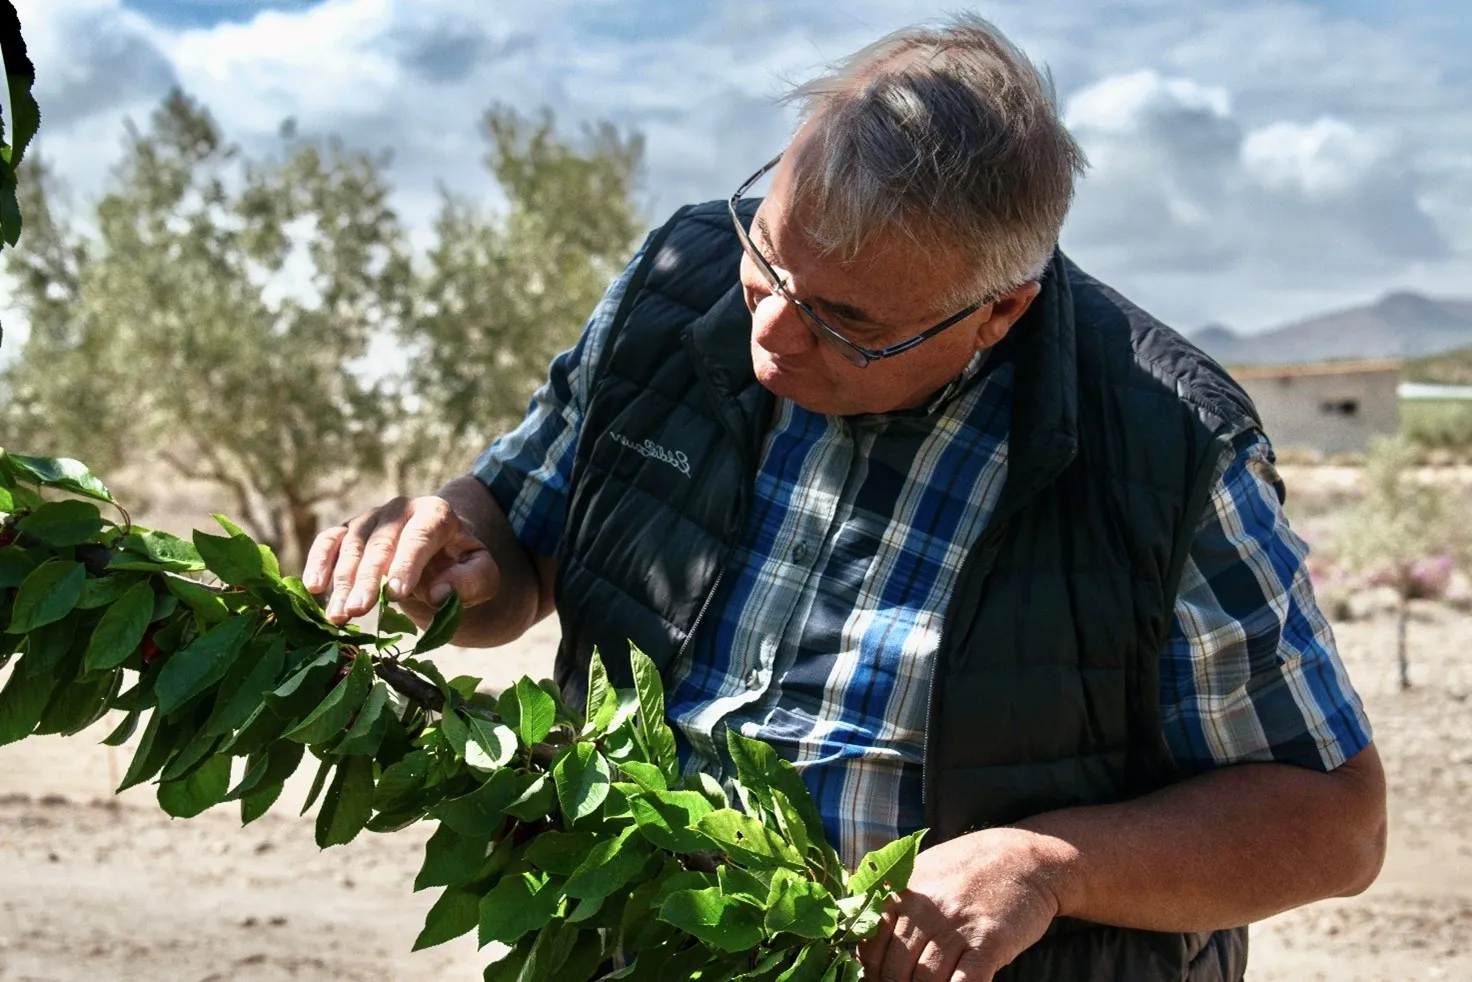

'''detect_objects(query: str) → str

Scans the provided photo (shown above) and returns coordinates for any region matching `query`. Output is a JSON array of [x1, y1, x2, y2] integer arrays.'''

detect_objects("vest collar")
[[992, 249, 1080, 521]]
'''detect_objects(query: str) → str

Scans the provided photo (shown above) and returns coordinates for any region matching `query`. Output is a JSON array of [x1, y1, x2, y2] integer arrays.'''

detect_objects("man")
[[305, 15, 1385, 981]]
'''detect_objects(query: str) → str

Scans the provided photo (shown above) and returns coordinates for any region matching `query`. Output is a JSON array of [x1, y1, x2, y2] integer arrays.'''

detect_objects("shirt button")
[[746, 668, 761, 690], [791, 541, 808, 563]]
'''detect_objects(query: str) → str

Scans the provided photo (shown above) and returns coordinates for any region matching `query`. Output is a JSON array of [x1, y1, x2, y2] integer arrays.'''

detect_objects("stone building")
[[1230, 359, 1402, 454]]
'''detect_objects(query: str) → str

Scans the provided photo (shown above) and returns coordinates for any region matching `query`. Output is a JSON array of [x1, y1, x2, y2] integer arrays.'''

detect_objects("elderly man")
[[305, 14, 1384, 982]]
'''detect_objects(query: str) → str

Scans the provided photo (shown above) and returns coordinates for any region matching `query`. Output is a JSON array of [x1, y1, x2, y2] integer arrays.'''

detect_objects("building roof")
[[1228, 358, 1403, 380], [1399, 382, 1472, 401]]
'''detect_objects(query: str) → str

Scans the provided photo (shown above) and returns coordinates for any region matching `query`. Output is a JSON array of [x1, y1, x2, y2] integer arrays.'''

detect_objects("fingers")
[[302, 524, 349, 595], [859, 906, 896, 979], [951, 949, 997, 982], [344, 497, 411, 615], [879, 914, 928, 981], [326, 510, 382, 623], [387, 498, 462, 600]]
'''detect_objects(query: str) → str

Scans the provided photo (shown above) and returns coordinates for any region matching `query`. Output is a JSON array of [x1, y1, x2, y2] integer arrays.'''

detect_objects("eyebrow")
[[754, 215, 880, 327]]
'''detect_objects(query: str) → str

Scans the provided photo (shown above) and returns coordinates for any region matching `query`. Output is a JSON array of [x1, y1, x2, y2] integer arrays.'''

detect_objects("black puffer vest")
[[553, 201, 1266, 980]]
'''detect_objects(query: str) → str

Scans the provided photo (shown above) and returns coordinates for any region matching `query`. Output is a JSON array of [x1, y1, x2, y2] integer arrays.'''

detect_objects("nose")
[[750, 293, 819, 357]]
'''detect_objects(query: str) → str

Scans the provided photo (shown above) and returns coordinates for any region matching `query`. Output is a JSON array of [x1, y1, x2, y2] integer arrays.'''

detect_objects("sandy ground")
[[2, 466, 1470, 980]]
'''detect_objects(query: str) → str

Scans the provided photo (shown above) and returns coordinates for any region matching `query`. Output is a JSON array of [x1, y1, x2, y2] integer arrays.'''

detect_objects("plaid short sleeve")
[[1161, 430, 1373, 774], [471, 242, 647, 557]]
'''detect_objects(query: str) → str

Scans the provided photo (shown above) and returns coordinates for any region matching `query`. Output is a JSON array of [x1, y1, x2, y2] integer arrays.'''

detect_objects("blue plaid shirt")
[[476, 248, 1372, 866]]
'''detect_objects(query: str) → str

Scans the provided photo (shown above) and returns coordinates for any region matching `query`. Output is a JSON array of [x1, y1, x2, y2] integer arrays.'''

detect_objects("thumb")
[[423, 550, 500, 608]]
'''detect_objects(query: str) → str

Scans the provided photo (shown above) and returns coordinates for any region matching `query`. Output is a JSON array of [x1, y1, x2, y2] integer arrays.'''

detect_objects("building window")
[[1319, 399, 1359, 417]]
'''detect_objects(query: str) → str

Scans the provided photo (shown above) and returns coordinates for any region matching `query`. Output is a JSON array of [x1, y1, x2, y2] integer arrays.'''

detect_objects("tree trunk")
[[285, 499, 320, 577], [1396, 591, 1411, 691]]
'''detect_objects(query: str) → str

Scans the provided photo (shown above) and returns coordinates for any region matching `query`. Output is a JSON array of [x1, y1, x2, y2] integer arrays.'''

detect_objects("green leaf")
[[117, 711, 185, 792], [301, 755, 333, 815], [696, 809, 805, 871], [584, 651, 618, 737], [165, 576, 231, 626], [439, 707, 470, 757], [630, 645, 678, 782], [23, 617, 77, 677], [77, 574, 136, 610], [503, 773, 557, 822], [692, 771, 729, 811], [282, 653, 372, 745], [553, 742, 611, 826], [102, 708, 142, 747], [413, 886, 480, 951], [378, 605, 419, 637], [316, 753, 375, 847], [765, 870, 840, 939], [15, 500, 104, 547], [629, 789, 717, 854], [564, 826, 654, 901], [726, 727, 830, 855], [658, 886, 767, 952], [8, 559, 86, 633], [335, 680, 390, 756], [848, 829, 926, 896], [83, 581, 156, 671], [262, 646, 339, 718], [194, 530, 265, 586], [157, 720, 225, 782], [157, 754, 232, 819], [204, 633, 287, 737], [430, 766, 522, 837], [0, 546, 37, 589], [414, 823, 491, 892], [154, 615, 255, 716], [524, 831, 604, 877], [111, 531, 205, 572], [615, 760, 668, 792], [0, 663, 61, 746], [413, 590, 462, 654], [0, 486, 11, 511], [512, 677, 556, 747], [225, 740, 305, 802], [774, 944, 832, 982], [478, 871, 564, 946], [464, 715, 517, 772], [37, 666, 120, 737], [241, 781, 285, 826], [373, 749, 430, 813], [3, 454, 114, 504]]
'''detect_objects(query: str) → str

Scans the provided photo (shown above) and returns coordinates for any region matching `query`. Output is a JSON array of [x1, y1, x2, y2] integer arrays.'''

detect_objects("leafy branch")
[[0, 450, 923, 981]]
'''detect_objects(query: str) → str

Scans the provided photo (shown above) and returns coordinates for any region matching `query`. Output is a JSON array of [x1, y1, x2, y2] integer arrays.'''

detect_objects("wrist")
[[1010, 826, 1086, 920]]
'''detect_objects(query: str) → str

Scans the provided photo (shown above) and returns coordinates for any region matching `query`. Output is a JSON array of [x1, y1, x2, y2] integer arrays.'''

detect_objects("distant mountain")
[[1190, 291, 1472, 366]]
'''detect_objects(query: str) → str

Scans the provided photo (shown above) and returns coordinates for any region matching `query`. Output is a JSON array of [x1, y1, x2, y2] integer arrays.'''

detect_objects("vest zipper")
[[923, 524, 1007, 828], [675, 526, 741, 666]]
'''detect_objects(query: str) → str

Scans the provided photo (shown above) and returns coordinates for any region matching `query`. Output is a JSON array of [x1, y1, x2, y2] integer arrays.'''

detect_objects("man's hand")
[[858, 828, 1075, 982], [303, 495, 499, 626]]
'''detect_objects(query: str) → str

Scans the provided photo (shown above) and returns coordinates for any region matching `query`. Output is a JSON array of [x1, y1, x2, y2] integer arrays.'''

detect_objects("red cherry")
[[0, 529, 16, 548], [139, 631, 162, 667]]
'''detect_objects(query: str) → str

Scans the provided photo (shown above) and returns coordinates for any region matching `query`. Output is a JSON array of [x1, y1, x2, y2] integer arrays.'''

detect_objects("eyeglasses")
[[728, 153, 991, 368]]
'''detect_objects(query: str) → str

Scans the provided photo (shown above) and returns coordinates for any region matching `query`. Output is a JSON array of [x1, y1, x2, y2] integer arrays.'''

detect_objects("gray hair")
[[782, 13, 1086, 308]]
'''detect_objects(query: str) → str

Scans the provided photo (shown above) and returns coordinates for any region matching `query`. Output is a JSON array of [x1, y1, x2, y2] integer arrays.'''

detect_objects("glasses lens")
[[797, 307, 868, 367]]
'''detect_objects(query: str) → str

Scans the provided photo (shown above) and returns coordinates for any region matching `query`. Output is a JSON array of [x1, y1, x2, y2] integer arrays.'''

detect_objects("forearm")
[[434, 475, 553, 648], [1016, 745, 1387, 933]]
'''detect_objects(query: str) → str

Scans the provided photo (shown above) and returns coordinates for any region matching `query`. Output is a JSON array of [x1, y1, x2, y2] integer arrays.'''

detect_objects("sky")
[[7, 0, 1472, 350]]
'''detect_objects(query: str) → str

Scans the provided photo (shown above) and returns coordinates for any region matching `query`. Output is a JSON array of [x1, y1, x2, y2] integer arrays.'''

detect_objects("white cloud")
[[1241, 118, 1392, 199], [3, 0, 1471, 351]]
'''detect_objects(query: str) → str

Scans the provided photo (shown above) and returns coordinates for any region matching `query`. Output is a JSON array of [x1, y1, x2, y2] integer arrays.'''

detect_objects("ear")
[[973, 281, 1042, 351]]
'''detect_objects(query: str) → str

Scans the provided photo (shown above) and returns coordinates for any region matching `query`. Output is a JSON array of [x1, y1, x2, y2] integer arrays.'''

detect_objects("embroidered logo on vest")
[[608, 432, 692, 477]]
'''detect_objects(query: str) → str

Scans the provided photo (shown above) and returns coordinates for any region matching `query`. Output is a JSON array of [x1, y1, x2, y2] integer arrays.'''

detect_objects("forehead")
[[753, 160, 971, 318]]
